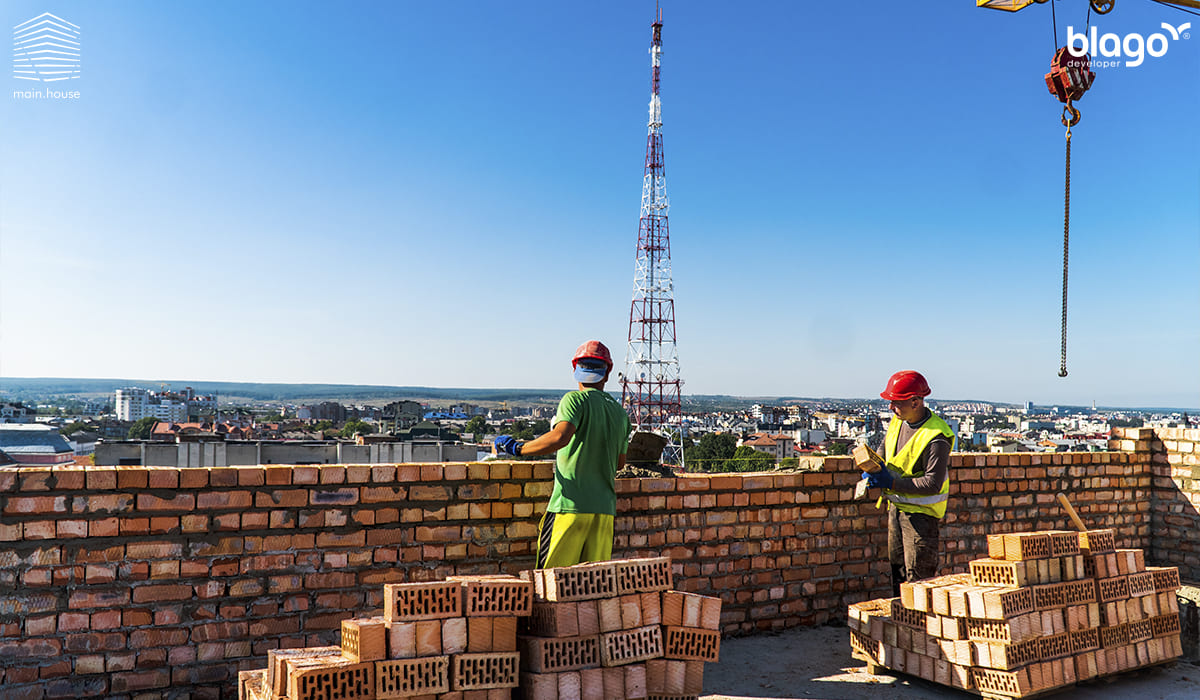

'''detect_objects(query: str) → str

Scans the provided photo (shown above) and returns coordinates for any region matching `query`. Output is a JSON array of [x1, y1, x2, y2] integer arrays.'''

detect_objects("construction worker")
[[493, 340, 631, 568], [863, 370, 956, 596]]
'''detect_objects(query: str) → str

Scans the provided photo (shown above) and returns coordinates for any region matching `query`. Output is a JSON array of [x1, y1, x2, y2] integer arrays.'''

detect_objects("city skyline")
[[1, 1, 1196, 409]]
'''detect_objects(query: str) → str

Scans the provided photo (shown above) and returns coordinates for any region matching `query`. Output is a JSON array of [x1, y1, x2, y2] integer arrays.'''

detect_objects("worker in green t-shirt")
[[493, 340, 631, 568]]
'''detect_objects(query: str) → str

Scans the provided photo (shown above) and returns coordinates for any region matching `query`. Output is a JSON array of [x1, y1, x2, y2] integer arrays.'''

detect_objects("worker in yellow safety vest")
[[862, 370, 957, 596]]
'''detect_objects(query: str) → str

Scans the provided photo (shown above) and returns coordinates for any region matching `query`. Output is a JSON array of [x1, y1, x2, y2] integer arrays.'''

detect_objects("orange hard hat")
[[880, 370, 931, 401], [572, 340, 613, 370]]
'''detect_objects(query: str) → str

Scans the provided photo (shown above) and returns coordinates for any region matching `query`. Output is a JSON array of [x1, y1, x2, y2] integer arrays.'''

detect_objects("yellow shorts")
[[535, 511, 614, 569]]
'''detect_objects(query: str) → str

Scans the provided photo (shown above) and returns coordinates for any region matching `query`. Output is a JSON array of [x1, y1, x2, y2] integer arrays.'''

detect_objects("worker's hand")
[[864, 469, 894, 490], [493, 435, 523, 456]]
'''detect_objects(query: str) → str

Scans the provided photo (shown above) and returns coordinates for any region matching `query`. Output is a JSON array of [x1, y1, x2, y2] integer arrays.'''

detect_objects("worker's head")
[[572, 340, 614, 387], [880, 370, 931, 422]]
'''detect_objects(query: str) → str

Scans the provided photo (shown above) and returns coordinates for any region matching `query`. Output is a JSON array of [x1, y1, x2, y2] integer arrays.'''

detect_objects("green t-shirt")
[[547, 388, 631, 515]]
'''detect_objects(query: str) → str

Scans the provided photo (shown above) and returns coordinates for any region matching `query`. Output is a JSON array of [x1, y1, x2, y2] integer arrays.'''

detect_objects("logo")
[[12, 12, 80, 82], [1067, 23, 1191, 68]]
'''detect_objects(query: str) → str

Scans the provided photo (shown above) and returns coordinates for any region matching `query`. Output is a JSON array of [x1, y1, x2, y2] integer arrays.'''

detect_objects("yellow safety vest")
[[883, 411, 956, 519]]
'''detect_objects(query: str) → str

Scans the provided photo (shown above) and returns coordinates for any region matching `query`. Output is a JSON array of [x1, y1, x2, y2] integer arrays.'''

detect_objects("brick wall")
[[1144, 427, 1200, 578], [0, 433, 1193, 699]]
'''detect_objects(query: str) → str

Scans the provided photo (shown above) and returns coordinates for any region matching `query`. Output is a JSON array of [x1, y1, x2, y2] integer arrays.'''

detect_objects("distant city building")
[[739, 432, 794, 462], [0, 402, 33, 423], [0, 424, 73, 465], [307, 402, 347, 422], [114, 386, 212, 422], [382, 400, 423, 432]]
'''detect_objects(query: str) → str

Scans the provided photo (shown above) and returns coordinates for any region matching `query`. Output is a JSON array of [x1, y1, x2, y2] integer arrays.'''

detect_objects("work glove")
[[863, 469, 894, 490], [493, 435, 523, 456]]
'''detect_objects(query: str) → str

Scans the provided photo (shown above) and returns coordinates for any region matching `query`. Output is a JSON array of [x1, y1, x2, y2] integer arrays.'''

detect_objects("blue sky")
[[1, 1, 1196, 408]]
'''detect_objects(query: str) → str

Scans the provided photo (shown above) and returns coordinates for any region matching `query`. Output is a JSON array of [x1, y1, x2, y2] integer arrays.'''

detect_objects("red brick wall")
[[1145, 427, 1200, 578], [0, 437, 1187, 699]]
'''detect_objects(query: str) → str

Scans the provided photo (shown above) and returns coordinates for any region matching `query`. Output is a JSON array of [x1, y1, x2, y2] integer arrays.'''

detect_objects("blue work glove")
[[493, 435, 523, 456], [863, 469, 894, 490]]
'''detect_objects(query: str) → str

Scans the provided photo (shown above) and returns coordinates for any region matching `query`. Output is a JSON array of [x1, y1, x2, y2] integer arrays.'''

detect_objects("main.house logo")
[[13, 12, 80, 82]]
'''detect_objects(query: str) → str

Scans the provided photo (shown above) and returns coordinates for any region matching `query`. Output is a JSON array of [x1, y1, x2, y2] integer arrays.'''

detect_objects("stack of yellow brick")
[[518, 556, 721, 700], [239, 574, 531, 700], [847, 529, 1183, 698], [236, 557, 722, 700]]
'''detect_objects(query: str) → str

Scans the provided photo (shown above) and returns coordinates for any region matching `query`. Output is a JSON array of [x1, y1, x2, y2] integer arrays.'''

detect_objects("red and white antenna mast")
[[621, 7, 683, 463]]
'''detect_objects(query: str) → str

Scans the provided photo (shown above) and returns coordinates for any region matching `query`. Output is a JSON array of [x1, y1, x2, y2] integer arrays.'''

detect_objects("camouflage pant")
[[888, 505, 940, 597]]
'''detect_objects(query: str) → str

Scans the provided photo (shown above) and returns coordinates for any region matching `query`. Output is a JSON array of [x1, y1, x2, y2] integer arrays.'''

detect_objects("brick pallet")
[[238, 556, 722, 700], [847, 529, 1183, 699]]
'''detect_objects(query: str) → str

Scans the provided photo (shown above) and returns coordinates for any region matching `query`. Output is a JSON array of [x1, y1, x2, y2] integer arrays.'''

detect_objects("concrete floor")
[[700, 625, 1200, 700]]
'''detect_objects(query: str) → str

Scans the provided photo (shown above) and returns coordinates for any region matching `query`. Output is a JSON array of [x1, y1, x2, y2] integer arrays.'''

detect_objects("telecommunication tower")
[[621, 9, 683, 463]]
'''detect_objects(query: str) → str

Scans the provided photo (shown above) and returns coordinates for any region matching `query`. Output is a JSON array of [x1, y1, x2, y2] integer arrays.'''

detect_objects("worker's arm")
[[516, 420, 577, 457]]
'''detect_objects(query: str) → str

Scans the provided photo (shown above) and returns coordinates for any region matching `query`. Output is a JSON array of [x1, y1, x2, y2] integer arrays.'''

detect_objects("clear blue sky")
[[1, 1, 1197, 409]]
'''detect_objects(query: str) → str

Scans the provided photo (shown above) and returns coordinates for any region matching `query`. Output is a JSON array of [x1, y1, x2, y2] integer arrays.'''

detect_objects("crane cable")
[[1049, 0, 1091, 378], [1059, 123, 1071, 377]]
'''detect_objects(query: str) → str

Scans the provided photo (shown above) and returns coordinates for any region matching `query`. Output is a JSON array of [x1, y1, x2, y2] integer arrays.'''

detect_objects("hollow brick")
[[599, 625, 662, 667], [377, 655, 450, 699], [289, 658, 374, 700], [451, 651, 519, 691], [518, 634, 601, 673], [383, 582, 463, 622]]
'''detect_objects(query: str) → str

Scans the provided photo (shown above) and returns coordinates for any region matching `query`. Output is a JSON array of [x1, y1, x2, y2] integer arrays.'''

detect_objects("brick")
[[599, 625, 662, 667], [1003, 533, 1051, 560], [267, 646, 341, 696], [377, 656, 450, 698], [136, 493, 195, 511], [415, 620, 442, 657], [663, 626, 719, 662], [529, 601, 579, 638], [537, 562, 618, 602], [518, 634, 601, 673], [443, 617, 468, 655], [454, 576, 533, 617], [598, 596, 622, 633], [388, 622, 417, 660], [1079, 529, 1116, 554], [468, 617, 494, 654], [970, 559, 1030, 588], [289, 659, 374, 700], [383, 582, 463, 621], [614, 557, 672, 594], [619, 595, 643, 629], [641, 592, 662, 626], [577, 600, 600, 636], [519, 671, 560, 700], [493, 617, 517, 652], [451, 652, 519, 691], [341, 617, 386, 663]]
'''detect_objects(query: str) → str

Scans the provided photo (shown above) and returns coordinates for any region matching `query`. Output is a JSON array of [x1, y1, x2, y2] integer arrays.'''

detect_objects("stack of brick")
[[238, 575, 531, 700], [847, 529, 1183, 698], [518, 556, 722, 700]]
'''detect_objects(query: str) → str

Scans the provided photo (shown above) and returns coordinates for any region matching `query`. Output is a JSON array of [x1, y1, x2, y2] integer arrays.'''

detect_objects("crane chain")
[[1059, 126, 1072, 378]]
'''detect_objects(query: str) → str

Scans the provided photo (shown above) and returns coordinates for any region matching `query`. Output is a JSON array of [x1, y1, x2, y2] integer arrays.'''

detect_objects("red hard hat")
[[572, 340, 613, 370], [880, 370, 931, 401]]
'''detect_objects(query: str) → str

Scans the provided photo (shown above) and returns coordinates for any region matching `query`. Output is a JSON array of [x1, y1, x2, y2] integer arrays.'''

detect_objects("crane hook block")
[[1045, 47, 1095, 105]]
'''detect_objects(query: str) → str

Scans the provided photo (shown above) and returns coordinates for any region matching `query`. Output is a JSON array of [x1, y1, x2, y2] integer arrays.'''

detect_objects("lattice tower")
[[621, 9, 683, 463]]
